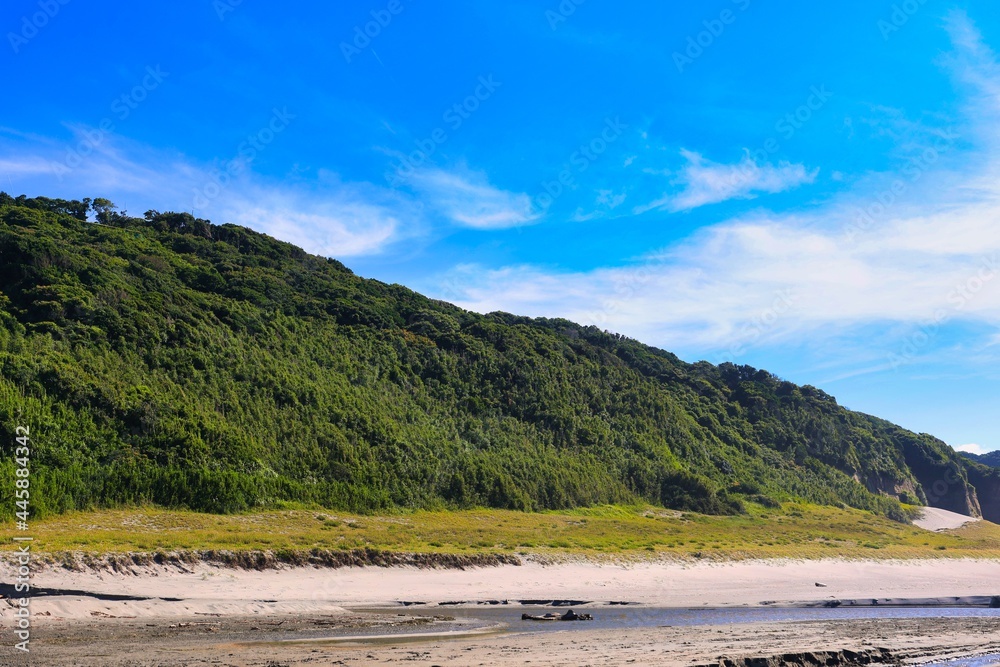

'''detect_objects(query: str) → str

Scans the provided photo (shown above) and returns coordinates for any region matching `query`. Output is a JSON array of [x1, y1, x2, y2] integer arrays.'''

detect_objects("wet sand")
[[15, 614, 1000, 666], [3, 557, 1000, 665]]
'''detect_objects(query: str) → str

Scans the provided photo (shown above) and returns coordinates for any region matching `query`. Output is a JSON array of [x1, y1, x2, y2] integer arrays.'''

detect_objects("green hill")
[[1, 194, 998, 523], [962, 450, 1000, 469]]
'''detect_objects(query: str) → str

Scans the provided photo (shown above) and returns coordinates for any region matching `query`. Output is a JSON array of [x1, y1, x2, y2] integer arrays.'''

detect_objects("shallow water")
[[923, 654, 1000, 667], [390, 605, 1000, 634], [276, 605, 1000, 660]]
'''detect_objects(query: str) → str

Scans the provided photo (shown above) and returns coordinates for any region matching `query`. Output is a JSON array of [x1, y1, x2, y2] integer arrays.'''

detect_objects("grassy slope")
[[4, 504, 999, 561]]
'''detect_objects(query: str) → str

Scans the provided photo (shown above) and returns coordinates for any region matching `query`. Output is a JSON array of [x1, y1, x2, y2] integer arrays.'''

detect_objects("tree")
[[92, 198, 117, 224]]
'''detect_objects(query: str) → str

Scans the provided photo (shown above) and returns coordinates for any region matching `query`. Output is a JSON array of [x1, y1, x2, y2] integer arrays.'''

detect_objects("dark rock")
[[690, 647, 898, 667]]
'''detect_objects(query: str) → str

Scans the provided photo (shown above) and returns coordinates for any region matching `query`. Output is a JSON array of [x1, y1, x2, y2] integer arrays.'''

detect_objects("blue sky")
[[3, 1, 1000, 453]]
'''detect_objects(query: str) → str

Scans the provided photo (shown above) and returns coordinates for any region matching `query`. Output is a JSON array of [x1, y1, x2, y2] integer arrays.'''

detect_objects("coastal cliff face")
[[898, 439, 983, 518], [964, 464, 1000, 523]]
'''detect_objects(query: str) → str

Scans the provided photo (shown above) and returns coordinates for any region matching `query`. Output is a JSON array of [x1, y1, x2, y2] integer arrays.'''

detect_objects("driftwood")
[[521, 610, 593, 621]]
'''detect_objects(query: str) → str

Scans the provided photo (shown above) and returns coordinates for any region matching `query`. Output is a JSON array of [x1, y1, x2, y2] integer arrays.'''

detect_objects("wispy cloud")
[[572, 189, 628, 222], [0, 129, 406, 258], [635, 148, 817, 213], [427, 12, 1000, 360], [218, 188, 401, 258], [410, 167, 540, 230]]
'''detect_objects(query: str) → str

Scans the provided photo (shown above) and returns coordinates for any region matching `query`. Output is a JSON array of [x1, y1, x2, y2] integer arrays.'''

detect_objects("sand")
[[9, 557, 1000, 616], [913, 508, 982, 532], [11, 610, 1000, 666], [2, 557, 999, 665]]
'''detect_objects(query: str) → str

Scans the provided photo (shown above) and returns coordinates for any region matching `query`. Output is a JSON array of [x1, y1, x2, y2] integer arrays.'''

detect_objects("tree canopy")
[[1, 193, 997, 522]]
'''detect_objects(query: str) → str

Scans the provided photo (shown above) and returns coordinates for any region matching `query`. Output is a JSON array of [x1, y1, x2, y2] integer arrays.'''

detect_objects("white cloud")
[[571, 189, 628, 222], [425, 12, 1000, 359], [596, 189, 627, 210], [410, 168, 540, 230], [0, 129, 405, 258], [956, 443, 988, 455], [0, 156, 66, 177], [635, 149, 818, 213], [219, 190, 400, 258], [571, 208, 602, 222]]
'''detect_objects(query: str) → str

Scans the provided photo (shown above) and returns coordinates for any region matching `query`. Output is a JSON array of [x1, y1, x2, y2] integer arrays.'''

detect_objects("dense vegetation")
[[962, 451, 1000, 469], [1, 194, 997, 522]]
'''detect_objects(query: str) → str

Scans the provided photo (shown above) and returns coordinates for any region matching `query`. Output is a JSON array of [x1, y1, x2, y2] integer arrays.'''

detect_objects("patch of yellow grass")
[[3, 503, 999, 560]]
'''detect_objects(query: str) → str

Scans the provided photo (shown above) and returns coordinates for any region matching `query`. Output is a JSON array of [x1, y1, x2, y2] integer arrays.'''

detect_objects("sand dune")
[[913, 507, 982, 532]]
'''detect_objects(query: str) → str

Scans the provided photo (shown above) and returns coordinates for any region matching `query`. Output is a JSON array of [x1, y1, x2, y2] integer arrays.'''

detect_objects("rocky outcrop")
[[964, 463, 1000, 523], [695, 648, 898, 667], [899, 437, 982, 517]]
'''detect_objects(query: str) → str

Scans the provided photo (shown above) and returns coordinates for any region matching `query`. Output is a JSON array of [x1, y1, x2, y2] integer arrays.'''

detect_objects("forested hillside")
[[962, 451, 1000, 469], [1, 194, 997, 522]]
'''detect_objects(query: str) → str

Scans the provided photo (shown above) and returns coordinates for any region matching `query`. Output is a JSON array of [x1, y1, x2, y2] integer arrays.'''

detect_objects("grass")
[[2, 502, 999, 561]]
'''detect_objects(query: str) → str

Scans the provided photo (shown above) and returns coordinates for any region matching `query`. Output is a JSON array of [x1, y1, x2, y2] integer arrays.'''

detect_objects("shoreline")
[[4, 556, 1000, 620], [10, 612, 1000, 666], [3, 557, 999, 665]]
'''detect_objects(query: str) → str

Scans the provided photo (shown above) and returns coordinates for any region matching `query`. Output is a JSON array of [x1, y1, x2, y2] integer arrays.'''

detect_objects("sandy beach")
[[2, 557, 999, 665], [10, 556, 1000, 612]]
